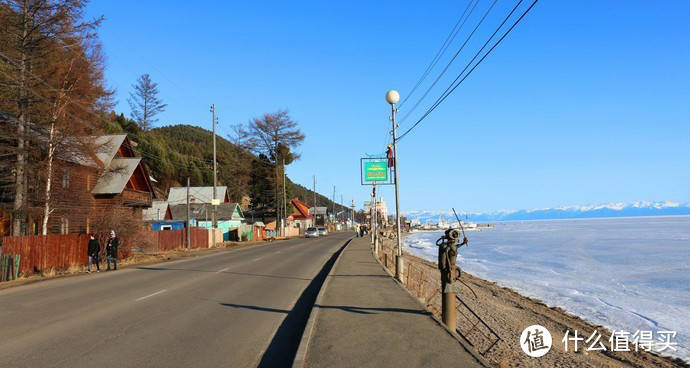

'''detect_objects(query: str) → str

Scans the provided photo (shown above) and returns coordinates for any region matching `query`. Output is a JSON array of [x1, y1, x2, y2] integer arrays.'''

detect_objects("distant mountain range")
[[404, 201, 690, 223]]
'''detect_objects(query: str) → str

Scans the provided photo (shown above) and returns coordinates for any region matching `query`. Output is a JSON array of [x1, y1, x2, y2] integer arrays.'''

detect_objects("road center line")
[[135, 290, 167, 301], [217, 267, 229, 273]]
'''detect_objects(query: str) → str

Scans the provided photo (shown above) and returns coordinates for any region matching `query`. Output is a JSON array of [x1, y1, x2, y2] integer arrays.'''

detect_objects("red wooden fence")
[[2, 234, 88, 275], [2, 228, 212, 276]]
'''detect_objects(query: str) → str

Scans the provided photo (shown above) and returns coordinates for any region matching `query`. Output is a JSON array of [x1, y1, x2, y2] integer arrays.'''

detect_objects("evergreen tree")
[[127, 73, 167, 130]]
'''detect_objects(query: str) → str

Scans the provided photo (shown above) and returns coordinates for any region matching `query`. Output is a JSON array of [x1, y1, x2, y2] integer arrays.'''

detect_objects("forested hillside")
[[102, 113, 349, 213]]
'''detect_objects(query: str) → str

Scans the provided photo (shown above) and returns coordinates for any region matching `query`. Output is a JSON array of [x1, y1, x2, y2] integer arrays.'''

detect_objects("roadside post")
[[361, 159, 390, 255], [437, 229, 462, 330], [386, 90, 404, 281]]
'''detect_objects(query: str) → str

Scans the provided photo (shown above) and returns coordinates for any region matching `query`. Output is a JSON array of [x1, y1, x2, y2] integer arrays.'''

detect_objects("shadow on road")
[[220, 303, 289, 314], [256, 240, 350, 368], [136, 267, 311, 281], [314, 305, 430, 315]]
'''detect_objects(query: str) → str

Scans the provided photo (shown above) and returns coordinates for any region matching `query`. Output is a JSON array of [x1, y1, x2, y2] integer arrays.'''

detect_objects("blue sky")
[[85, 0, 690, 213]]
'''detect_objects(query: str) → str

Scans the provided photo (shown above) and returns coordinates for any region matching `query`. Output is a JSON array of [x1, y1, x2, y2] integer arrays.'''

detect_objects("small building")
[[143, 201, 172, 221], [289, 198, 313, 234], [309, 206, 328, 226], [0, 132, 155, 237], [169, 202, 244, 241], [166, 186, 229, 205]]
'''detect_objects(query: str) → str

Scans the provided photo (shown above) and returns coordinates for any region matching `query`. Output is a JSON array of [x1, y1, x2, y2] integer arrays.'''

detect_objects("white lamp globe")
[[385, 90, 400, 105]]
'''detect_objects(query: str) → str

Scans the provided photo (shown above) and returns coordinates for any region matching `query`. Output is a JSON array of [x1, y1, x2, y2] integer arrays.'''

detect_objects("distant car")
[[305, 227, 320, 238], [317, 227, 328, 236]]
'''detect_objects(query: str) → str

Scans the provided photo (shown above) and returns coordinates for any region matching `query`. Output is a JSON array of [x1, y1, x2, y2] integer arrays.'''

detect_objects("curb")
[[370, 244, 491, 368], [291, 237, 353, 368]]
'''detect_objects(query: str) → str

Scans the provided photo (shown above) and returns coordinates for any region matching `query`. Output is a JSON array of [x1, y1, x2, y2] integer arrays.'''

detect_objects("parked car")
[[317, 227, 328, 236], [305, 227, 320, 238]]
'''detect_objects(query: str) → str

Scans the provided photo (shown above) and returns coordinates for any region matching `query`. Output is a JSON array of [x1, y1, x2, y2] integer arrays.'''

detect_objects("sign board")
[[364, 162, 388, 182], [211, 199, 220, 206], [360, 158, 395, 185]]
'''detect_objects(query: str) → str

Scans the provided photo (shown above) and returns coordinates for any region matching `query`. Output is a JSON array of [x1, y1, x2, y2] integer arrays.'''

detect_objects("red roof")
[[290, 198, 313, 219]]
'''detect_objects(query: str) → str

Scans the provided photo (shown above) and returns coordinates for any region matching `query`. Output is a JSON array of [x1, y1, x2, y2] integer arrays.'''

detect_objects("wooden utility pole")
[[211, 104, 218, 247], [283, 158, 287, 234], [186, 177, 191, 250]]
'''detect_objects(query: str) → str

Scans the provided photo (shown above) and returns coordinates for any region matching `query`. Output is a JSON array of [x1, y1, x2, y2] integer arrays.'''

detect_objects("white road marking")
[[217, 267, 229, 273], [252, 257, 263, 261], [274, 251, 281, 254], [135, 290, 167, 301]]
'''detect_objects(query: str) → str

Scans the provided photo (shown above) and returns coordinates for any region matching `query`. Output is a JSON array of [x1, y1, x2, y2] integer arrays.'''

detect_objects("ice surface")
[[403, 216, 690, 362]]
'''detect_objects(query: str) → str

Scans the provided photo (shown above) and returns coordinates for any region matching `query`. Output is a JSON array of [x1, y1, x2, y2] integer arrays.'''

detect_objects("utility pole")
[[332, 186, 336, 228], [351, 199, 355, 230], [340, 194, 343, 225], [386, 90, 403, 281], [211, 103, 218, 247], [186, 177, 191, 250], [283, 158, 287, 236], [372, 183, 377, 250], [313, 175, 317, 225]]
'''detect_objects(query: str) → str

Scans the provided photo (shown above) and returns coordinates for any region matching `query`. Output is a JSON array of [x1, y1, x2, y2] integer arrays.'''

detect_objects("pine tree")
[[127, 73, 167, 130]]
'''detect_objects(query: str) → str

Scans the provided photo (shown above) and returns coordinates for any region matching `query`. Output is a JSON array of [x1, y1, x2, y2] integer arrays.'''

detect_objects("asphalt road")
[[0, 232, 352, 368]]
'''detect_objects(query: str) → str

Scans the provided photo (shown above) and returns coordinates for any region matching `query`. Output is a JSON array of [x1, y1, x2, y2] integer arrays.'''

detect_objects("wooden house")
[[0, 133, 154, 237]]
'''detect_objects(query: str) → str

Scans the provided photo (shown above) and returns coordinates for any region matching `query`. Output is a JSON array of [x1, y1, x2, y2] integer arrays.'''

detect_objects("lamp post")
[[386, 90, 404, 281]]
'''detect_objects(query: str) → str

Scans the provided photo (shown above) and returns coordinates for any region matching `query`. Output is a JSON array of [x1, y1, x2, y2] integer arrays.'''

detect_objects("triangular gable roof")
[[291, 198, 313, 219], [94, 135, 128, 167], [91, 134, 155, 198], [92, 158, 141, 194]]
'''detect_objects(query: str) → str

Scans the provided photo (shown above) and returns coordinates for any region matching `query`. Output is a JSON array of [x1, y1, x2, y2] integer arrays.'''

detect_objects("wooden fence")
[[139, 227, 211, 252], [1, 227, 215, 276], [2, 234, 88, 275]]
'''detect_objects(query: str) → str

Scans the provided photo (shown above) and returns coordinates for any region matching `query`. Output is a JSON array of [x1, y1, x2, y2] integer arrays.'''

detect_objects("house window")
[[60, 217, 69, 234], [161, 225, 173, 230], [62, 168, 70, 188]]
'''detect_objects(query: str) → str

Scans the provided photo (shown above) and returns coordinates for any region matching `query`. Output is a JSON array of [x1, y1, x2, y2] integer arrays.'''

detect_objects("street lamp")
[[386, 89, 404, 281]]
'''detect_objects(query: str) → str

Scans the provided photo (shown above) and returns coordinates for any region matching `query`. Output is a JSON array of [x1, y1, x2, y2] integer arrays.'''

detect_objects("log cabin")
[[0, 132, 154, 238]]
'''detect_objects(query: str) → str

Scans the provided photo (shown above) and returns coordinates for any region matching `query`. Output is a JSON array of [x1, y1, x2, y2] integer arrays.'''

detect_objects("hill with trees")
[[102, 113, 349, 214]]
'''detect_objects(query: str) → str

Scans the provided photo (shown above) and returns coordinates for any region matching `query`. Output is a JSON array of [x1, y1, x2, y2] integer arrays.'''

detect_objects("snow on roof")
[[91, 158, 141, 194], [167, 186, 228, 205]]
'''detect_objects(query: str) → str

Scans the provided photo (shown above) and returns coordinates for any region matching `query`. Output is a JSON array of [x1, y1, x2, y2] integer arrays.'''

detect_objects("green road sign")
[[364, 161, 388, 182]]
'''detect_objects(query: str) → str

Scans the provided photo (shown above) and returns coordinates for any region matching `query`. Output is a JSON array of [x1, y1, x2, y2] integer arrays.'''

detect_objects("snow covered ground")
[[403, 216, 690, 362]]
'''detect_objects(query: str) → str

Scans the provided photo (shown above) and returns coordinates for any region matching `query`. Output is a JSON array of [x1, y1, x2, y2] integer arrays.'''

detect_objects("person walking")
[[355, 224, 360, 237], [87, 233, 100, 273], [106, 230, 119, 271]]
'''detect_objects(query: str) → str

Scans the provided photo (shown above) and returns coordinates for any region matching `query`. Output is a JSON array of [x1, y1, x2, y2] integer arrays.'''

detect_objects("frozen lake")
[[403, 216, 690, 362]]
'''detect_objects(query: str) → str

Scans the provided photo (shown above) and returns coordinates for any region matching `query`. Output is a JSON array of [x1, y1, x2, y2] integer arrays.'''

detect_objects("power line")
[[398, 0, 478, 109], [398, 0, 539, 142], [398, 0, 498, 126]]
